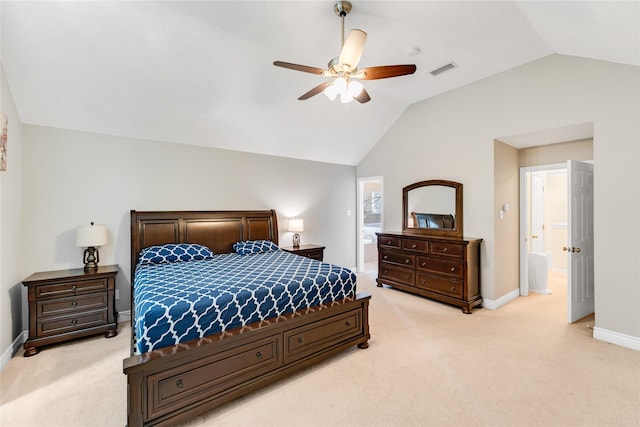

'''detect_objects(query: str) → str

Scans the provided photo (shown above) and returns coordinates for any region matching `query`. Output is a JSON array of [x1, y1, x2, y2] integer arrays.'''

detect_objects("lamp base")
[[83, 247, 100, 272], [292, 233, 300, 248]]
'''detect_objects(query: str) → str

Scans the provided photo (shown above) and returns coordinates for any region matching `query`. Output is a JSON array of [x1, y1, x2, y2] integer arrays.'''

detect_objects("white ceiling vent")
[[430, 62, 457, 76]]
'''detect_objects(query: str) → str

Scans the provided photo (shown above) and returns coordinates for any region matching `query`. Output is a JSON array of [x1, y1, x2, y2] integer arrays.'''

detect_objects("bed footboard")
[[123, 293, 370, 426]]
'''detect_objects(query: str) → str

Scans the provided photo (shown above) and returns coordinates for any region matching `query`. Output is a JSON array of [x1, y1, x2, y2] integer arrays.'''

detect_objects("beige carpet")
[[1, 271, 639, 427]]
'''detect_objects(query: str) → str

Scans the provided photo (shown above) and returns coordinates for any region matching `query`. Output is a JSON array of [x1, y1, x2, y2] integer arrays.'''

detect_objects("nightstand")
[[22, 264, 119, 357], [281, 244, 325, 262]]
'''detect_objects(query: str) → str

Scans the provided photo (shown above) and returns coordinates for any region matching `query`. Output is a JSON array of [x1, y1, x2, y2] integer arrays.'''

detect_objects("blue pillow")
[[233, 240, 280, 256], [138, 243, 214, 265]]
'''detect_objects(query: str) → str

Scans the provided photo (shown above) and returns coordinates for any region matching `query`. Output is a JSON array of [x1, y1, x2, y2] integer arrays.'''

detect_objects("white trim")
[[118, 310, 131, 324], [482, 288, 520, 310], [1, 331, 27, 372], [593, 327, 640, 351]]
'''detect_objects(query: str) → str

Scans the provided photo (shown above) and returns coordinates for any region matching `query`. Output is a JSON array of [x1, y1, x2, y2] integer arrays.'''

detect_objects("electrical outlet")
[[115, 289, 120, 300]]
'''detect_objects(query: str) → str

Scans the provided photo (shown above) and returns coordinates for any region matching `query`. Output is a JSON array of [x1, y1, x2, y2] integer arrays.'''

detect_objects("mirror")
[[403, 180, 463, 238]]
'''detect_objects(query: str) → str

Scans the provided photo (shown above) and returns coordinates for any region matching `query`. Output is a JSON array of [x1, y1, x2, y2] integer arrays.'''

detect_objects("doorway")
[[357, 177, 383, 274], [520, 161, 594, 323]]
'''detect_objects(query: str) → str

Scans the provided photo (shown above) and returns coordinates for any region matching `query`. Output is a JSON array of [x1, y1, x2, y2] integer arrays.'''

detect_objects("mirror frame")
[[402, 180, 463, 238]]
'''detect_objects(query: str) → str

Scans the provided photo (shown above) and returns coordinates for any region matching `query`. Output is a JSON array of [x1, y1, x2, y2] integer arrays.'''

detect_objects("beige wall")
[[494, 140, 520, 298], [0, 67, 24, 360], [357, 54, 640, 341], [20, 125, 357, 335], [519, 138, 593, 166]]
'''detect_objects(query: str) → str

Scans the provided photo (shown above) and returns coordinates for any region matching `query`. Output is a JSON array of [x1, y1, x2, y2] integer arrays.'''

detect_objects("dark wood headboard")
[[130, 209, 279, 281]]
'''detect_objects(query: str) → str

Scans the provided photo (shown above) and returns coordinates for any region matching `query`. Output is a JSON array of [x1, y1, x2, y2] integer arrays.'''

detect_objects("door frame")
[[357, 176, 383, 273], [519, 163, 566, 296]]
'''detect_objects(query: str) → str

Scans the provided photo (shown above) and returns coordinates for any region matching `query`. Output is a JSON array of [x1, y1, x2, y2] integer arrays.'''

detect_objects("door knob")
[[572, 247, 581, 253], [562, 246, 568, 252], [532, 235, 539, 239]]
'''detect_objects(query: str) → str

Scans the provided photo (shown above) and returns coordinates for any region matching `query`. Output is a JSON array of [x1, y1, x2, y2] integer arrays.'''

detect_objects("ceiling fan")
[[273, 1, 417, 104]]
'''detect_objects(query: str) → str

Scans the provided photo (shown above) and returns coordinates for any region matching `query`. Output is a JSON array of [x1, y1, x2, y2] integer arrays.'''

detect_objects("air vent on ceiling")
[[430, 62, 457, 76]]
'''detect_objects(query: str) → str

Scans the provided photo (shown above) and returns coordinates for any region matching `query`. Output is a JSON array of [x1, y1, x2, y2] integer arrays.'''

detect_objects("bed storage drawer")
[[147, 334, 282, 420], [284, 309, 362, 363]]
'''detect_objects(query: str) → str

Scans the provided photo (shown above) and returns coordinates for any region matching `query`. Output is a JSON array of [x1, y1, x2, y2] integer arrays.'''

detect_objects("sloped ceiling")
[[1, 1, 639, 165]]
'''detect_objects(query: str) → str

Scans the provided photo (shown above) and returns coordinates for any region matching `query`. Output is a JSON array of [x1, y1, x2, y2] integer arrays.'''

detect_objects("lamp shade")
[[76, 223, 108, 247], [288, 218, 304, 233]]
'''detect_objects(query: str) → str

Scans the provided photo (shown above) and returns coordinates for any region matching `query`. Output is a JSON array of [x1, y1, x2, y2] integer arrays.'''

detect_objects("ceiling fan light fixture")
[[340, 91, 354, 104], [348, 80, 364, 97], [324, 84, 338, 101]]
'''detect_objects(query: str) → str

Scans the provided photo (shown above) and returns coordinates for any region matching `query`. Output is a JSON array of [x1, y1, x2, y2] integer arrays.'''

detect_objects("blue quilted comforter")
[[134, 250, 357, 353]]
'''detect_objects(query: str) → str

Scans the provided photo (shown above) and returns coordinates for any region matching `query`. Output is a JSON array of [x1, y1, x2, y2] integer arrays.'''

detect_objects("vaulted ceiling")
[[2, 1, 639, 165]]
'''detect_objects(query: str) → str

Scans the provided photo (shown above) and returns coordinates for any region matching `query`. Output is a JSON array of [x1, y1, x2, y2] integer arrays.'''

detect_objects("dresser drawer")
[[380, 251, 415, 268], [148, 335, 282, 420], [36, 278, 109, 298], [416, 273, 464, 298], [37, 309, 108, 337], [379, 263, 415, 285], [284, 309, 361, 363], [37, 292, 108, 318], [402, 239, 428, 253], [429, 241, 463, 259], [417, 257, 464, 278], [378, 236, 401, 249]]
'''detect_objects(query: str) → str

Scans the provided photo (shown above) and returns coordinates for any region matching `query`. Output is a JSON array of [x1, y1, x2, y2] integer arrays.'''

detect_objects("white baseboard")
[[1, 331, 27, 372], [593, 327, 640, 351], [118, 310, 131, 324], [482, 288, 520, 310]]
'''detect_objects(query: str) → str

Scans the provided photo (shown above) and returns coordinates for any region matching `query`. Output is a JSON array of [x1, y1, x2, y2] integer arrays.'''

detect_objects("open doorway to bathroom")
[[520, 165, 568, 302], [357, 177, 383, 274]]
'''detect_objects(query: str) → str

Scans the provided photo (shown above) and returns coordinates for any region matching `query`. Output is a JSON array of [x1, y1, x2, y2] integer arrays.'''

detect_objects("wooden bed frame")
[[123, 210, 371, 426]]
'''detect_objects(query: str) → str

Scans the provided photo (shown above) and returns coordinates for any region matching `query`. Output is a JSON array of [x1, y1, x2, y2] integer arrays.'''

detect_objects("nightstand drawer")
[[36, 278, 109, 298], [37, 292, 108, 318], [37, 309, 108, 337]]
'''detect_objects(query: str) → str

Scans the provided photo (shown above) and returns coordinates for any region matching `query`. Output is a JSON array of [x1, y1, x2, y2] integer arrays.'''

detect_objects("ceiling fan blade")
[[358, 64, 417, 80], [353, 87, 371, 104], [298, 81, 333, 100], [338, 29, 367, 70], [273, 61, 326, 75]]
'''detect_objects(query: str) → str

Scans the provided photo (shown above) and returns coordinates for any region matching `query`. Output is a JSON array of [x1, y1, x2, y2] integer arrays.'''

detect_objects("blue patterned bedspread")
[[134, 250, 357, 353]]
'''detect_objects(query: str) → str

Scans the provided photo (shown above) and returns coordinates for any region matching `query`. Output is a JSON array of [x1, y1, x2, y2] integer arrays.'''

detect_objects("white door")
[[566, 160, 594, 323], [531, 173, 545, 253]]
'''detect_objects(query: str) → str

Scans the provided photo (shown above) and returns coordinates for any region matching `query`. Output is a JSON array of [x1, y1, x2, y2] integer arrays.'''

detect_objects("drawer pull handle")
[[71, 285, 77, 290], [71, 319, 78, 324], [411, 244, 417, 248], [298, 337, 305, 345], [176, 379, 184, 389], [451, 286, 456, 291], [407, 275, 411, 280], [383, 255, 388, 260], [71, 301, 78, 306], [443, 247, 448, 252], [256, 351, 263, 360], [405, 259, 410, 264], [421, 262, 426, 267], [422, 279, 427, 284], [345, 320, 351, 327], [450, 267, 456, 272]]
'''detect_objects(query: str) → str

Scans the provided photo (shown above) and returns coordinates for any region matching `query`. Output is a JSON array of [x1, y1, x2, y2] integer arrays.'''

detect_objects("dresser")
[[22, 264, 119, 356], [376, 232, 482, 313], [281, 244, 325, 262]]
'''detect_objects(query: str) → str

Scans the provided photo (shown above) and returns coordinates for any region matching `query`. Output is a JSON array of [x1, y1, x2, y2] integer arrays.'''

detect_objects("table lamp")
[[288, 218, 304, 248], [76, 222, 107, 272]]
